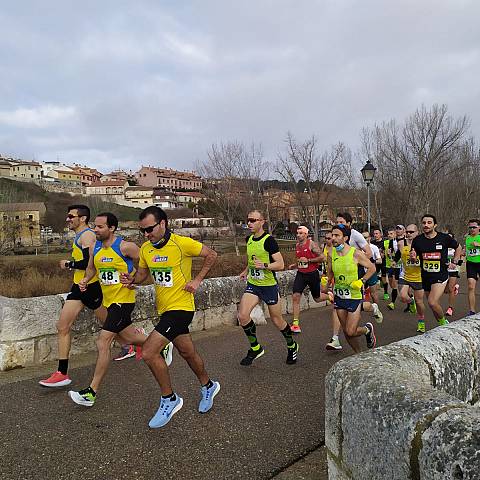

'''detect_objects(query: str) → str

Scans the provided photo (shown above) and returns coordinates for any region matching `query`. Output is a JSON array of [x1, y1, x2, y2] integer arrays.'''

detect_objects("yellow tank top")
[[401, 244, 422, 283], [93, 237, 135, 307], [72, 228, 98, 285], [331, 247, 362, 299]]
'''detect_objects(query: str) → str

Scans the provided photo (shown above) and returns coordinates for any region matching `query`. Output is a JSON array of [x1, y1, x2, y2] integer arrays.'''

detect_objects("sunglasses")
[[406, 230, 415, 234], [66, 214, 79, 219], [140, 222, 159, 234], [468, 226, 478, 229], [247, 218, 261, 223]]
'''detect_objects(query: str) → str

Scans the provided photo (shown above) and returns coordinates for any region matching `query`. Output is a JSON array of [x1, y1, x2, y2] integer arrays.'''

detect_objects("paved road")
[[0, 286, 474, 480]]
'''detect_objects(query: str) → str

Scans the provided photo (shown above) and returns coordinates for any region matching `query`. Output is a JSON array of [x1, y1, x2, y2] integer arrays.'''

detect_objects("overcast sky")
[[1, 0, 479, 174]]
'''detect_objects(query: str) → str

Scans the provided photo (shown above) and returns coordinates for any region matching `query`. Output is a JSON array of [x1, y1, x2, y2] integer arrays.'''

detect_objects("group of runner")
[[38, 205, 480, 428]]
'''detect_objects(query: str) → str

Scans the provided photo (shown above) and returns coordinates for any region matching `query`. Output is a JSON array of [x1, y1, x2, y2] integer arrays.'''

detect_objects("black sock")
[[58, 359, 68, 375], [203, 379, 213, 389], [242, 320, 260, 350], [79, 386, 96, 396], [162, 392, 176, 401], [281, 325, 295, 348], [361, 303, 365, 312], [383, 283, 388, 294], [392, 289, 398, 303]]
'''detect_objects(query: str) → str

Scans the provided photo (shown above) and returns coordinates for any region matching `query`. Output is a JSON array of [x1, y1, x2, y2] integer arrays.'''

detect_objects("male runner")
[[238, 210, 299, 365], [411, 214, 461, 329], [445, 232, 461, 317], [465, 219, 480, 315], [385, 226, 405, 310], [327, 225, 376, 354], [371, 228, 388, 299], [39, 205, 106, 387], [362, 231, 383, 308], [396, 224, 426, 332], [326, 212, 375, 350], [67, 212, 167, 406], [288, 225, 332, 333], [121, 206, 219, 428]]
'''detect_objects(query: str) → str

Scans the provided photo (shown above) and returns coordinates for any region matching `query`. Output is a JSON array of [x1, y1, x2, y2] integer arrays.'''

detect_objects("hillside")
[[0, 178, 143, 232]]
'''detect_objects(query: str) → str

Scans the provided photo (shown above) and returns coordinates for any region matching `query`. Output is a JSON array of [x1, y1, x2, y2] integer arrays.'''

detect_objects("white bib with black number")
[[151, 268, 173, 287], [99, 268, 120, 285], [334, 287, 352, 299], [249, 268, 265, 281]]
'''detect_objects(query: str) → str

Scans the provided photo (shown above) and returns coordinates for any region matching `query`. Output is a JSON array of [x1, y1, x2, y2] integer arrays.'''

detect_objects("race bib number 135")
[[151, 268, 173, 287]]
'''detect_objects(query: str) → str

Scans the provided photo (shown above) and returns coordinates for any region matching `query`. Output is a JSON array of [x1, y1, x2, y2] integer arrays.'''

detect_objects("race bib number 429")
[[151, 267, 173, 287]]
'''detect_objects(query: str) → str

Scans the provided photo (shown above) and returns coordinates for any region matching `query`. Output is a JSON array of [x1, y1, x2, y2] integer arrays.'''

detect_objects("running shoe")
[[468, 311, 476, 316], [454, 284, 459, 296], [68, 389, 95, 407], [114, 345, 135, 361], [365, 322, 376, 349], [240, 346, 265, 366], [161, 342, 174, 367], [286, 342, 299, 364], [387, 302, 395, 310], [148, 395, 183, 429], [198, 381, 221, 413], [326, 337, 342, 351], [438, 317, 449, 326], [39, 371, 72, 387], [403, 304, 410, 313], [290, 323, 301, 334], [409, 301, 417, 315], [445, 307, 453, 317], [372, 303, 383, 324], [417, 321, 426, 333], [383, 293, 390, 301]]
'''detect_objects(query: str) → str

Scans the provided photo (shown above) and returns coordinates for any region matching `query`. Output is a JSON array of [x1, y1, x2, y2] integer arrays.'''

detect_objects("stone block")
[[232, 276, 247, 303], [419, 406, 480, 480], [0, 340, 35, 370], [35, 336, 57, 363], [203, 277, 235, 308], [393, 325, 475, 402], [69, 332, 99, 357], [327, 452, 351, 480], [250, 304, 267, 325], [189, 310, 205, 332], [204, 304, 239, 330], [277, 270, 295, 297], [132, 285, 158, 323]]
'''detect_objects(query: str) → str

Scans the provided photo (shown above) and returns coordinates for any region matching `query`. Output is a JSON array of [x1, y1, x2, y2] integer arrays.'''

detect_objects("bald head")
[[406, 224, 418, 239]]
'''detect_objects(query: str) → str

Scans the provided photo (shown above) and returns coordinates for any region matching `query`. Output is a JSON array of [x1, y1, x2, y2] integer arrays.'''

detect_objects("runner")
[[362, 231, 383, 309], [120, 206, 220, 428], [288, 225, 333, 333], [326, 224, 377, 354], [410, 214, 461, 329], [385, 225, 405, 310], [238, 210, 299, 365], [445, 231, 461, 317], [325, 212, 375, 351], [371, 228, 388, 300], [67, 212, 173, 406], [39, 205, 107, 387], [465, 219, 480, 315], [396, 224, 427, 332]]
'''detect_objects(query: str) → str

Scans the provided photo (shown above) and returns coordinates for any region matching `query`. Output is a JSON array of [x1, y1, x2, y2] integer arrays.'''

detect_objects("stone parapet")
[[325, 317, 480, 480], [0, 270, 322, 371]]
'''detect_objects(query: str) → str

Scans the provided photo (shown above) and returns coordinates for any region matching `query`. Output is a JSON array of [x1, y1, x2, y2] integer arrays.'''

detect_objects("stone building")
[[0, 202, 46, 247]]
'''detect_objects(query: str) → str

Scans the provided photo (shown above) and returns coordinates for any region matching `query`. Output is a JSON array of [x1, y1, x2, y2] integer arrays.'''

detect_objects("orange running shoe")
[[39, 371, 72, 387]]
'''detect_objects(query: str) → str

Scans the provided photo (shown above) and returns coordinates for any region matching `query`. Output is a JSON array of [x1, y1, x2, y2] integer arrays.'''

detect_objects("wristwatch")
[[264, 263, 269, 269]]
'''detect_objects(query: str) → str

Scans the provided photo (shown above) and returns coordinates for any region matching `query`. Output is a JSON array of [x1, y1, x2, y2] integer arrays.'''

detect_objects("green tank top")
[[332, 246, 362, 299], [384, 239, 392, 268], [246, 234, 277, 286], [466, 235, 480, 263]]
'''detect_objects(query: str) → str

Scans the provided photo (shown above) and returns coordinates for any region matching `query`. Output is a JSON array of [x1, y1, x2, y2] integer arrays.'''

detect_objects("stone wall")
[[325, 317, 480, 480], [0, 270, 323, 371]]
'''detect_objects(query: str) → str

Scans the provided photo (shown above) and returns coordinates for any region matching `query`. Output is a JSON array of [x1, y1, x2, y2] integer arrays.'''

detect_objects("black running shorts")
[[155, 310, 194, 341], [102, 303, 135, 333], [66, 281, 103, 310], [466, 262, 480, 280], [421, 274, 448, 292], [293, 270, 321, 298]]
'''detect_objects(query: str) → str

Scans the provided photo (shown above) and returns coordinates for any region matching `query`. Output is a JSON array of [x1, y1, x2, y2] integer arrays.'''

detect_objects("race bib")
[[334, 287, 351, 299], [249, 268, 265, 280], [151, 267, 173, 287], [468, 247, 479, 257], [422, 252, 441, 273], [297, 261, 309, 269], [99, 268, 120, 285], [406, 258, 420, 267]]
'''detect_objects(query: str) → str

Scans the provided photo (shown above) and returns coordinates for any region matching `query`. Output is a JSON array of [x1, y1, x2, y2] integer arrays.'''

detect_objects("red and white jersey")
[[296, 239, 318, 273]]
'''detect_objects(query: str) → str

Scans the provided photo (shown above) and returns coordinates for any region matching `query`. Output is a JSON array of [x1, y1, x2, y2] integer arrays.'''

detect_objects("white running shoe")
[[161, 342, 173, 367], [372, 303, 383, 324], [326, 337, 342, 351]]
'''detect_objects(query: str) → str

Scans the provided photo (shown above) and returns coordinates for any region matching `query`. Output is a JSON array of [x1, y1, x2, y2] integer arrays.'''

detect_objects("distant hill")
[[0, 178, 142, 232]]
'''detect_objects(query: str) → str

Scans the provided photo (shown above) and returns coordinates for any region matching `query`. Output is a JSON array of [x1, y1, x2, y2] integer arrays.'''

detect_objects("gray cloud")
[[1, 0, 479, 173]]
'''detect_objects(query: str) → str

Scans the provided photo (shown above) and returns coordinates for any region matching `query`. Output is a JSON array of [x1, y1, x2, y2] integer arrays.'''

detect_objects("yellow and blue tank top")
[[93, 237, 135, 307], [331, 247, 362, 299], [72, 228, 98, 285], [400, 244, 421, 283]]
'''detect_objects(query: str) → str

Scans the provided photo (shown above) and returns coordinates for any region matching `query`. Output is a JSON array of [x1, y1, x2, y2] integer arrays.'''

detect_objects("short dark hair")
[[68, 204, 90, 223], [139, 205, 168, 227], [332, 224, 351, 240], [422, 214, 437, 225], [336, 212, 353, 224], [96, 212, 118, 231], [468, 219, 480, 225], [387, 226, 395, 233]]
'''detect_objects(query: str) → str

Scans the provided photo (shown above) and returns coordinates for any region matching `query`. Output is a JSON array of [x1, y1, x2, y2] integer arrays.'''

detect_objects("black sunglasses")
[[406, 230, 415, 234], [66, 214, 79, 219], [247, 218, 261, 223], [140, 222, 159, 234], [468, 226, 478, 229]]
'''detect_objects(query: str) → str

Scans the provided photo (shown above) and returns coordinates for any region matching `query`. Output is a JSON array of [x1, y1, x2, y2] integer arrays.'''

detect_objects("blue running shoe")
[[198, 381, 221, 414], [148, 394, 183, 429]]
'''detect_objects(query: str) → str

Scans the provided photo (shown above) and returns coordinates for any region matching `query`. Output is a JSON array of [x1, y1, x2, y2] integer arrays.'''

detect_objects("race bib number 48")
[[151, 267, 173, 287], [249, 268, 265, 280], [99, 268, 120, 285], [422, 252, 441, 272]]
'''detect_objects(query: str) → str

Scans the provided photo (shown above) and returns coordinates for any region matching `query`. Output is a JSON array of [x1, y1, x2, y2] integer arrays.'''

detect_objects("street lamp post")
[[360, 160, 377, 232]]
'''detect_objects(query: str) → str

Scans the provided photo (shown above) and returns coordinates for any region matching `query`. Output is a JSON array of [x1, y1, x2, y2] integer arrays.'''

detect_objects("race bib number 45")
[[422, 252, 441, 272], [249, 268, 265, 280], [151, 267, 173, 287], [334, 287, 351, 299], [99, 268, 120, 285]]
